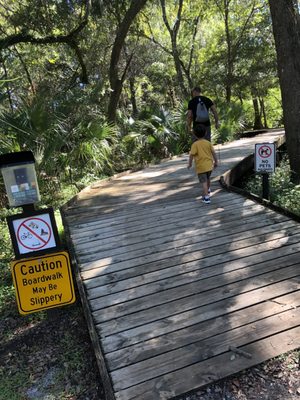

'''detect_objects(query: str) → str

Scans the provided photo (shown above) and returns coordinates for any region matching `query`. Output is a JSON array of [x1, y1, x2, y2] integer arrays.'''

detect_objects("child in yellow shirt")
[[187, 124, 218, 204]]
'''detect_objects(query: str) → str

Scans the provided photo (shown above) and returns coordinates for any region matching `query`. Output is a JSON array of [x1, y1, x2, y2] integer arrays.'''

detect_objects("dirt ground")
[[1, 298, 300, 400]]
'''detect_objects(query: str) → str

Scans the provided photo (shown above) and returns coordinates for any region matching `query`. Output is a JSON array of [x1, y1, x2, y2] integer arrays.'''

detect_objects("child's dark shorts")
[[198, 171, 212, 183]]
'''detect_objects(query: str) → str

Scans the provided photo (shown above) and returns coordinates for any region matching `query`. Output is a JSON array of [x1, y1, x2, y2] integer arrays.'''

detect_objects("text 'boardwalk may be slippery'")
[[11, 251, 76, 314]]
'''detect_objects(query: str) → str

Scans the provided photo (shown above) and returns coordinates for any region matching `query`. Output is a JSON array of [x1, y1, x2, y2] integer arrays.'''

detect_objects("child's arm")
[[212, 148, 218, 168], [187, 154, 193, 169]]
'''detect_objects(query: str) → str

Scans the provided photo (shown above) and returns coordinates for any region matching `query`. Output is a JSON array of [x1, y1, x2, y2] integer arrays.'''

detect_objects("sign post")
[[254, 143, 276, 200], [0, 151, 76, 315]]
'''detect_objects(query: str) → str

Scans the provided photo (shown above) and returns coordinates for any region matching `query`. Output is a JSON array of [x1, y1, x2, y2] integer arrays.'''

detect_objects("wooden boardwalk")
[[61, 129, 300, 400]]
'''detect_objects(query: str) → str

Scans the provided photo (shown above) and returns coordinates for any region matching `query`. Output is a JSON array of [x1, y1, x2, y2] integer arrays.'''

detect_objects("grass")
[[0, 369, 29, 400]]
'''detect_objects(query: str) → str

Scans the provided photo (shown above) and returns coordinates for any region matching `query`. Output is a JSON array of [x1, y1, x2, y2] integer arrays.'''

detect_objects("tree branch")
[[173, 0, 184, 38], [160, 0, 172, 34], [140, 31, 172, 56], [0, 0, 90, 82], [187, 13, 200, 80]]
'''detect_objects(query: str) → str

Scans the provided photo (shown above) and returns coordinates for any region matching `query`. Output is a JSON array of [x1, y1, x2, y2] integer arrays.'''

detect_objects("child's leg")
[[198, 173, 209, 198], [202, 180, 209, 196], [207, 177, 211, 193], [207, 171, 212, 193]]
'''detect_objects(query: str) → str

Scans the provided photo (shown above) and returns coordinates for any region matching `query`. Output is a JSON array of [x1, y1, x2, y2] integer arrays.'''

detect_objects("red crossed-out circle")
[[258, 145, 272, 158], [17, 217, 52, 250]]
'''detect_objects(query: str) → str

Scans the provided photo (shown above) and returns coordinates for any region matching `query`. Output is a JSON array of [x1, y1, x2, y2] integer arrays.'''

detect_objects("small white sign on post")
[[255, 143, 276, 173]]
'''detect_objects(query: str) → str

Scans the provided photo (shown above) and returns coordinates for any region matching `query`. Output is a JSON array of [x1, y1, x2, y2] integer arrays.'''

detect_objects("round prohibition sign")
[[17, 217, 52, 250], [258, 145, 272, 158]]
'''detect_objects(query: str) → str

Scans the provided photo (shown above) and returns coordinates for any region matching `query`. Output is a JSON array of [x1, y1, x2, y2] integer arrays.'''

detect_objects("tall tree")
[[107, 0, 148, 122], [160, 0, 188, 98], [213, 0, 263, 103], [269, 0, 300, 183]]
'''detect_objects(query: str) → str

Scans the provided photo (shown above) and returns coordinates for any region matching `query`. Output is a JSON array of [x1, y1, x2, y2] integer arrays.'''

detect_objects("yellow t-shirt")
[[190, 139, 214, 174]]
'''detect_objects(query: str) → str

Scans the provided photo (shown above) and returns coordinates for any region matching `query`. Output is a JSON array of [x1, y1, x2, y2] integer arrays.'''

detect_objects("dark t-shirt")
[[188, 95, 214, 127]]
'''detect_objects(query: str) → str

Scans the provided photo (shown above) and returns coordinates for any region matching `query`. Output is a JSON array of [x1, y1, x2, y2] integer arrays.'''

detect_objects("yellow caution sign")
[[11, 251, 76, 315]]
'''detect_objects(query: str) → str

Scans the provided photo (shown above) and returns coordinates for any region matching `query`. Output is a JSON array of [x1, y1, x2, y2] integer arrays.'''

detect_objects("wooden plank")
[[64, 181, 240, 221], [64, 184, 216, 219], [75, 203, 275, 269], [79, 218, 293, 269], [81, 237, 299, 282], [69, 193, 248, 240], [87, 236, 299, 309], [73, 207, 289, 253], [68, 191, 242, 236], [105, 290, 300, 371], [85, 248, 300, 300], [81, 228, 300, 275], [71, 201, 249, 245], [87, 230, 300, 304], [114, 326, 300, 400], [61, 221, 116, 400], [94, 255, 298, 336], [111, 306, 300, 390], [97, 266, 300, 351]]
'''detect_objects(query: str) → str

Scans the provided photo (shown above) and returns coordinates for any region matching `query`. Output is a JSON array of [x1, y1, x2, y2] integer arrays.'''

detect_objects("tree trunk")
[[269, 0, 300, 183], [107, 0, 148, 123], [160, 0, 188, 99], [14, 47, 36, 95], [259, 97, 268, 128], [129, 76, 138, 117], [252, 97, 263, 130], [171, 39, 188, 98], [224, 0, 233, 103], [2, 60, 14, 112]]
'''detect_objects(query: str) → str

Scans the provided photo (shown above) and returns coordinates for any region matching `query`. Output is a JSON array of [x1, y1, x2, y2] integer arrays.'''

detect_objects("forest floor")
[[1, 295, 300, 400]]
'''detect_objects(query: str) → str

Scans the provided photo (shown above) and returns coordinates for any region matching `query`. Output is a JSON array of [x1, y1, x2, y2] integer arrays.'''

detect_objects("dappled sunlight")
[[120, 170, 167, 179]]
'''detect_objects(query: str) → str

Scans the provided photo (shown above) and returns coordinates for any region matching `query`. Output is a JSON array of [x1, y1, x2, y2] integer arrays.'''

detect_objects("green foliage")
[[213, 101, 246, 144], [0, 218, 15, 319], [244, 155, 300, 216], [114, 106, 181, 169]]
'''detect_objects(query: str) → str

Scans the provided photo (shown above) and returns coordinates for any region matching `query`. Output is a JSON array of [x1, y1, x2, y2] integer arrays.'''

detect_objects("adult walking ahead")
[[187, 86, 220, 141]]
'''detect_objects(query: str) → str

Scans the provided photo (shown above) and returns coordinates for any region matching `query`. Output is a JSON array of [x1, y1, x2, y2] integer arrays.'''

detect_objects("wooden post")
[[262, 173, 270, 200]]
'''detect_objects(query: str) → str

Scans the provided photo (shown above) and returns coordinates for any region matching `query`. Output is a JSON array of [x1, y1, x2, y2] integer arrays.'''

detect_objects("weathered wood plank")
[[71, 208, 288, 250], [68, 189, 236, 231], [97, 267, 300, 352], [105, 290, 300, 371], [80, 218, 293, 273], [90, 235, 300, 322], [114, 326, 300, 400], [72, 192, 246, 239], [82, 228, 296, 297], [111, 306, 300, 390], [83, 228, 300, 278], [96, 252, 300, 336], [87, 230, 300, 304], [81, 226, 297, 282]]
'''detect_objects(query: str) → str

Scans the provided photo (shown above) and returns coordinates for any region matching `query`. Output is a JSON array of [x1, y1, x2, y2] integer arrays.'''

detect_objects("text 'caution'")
[[11, 251, 76, 315]]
